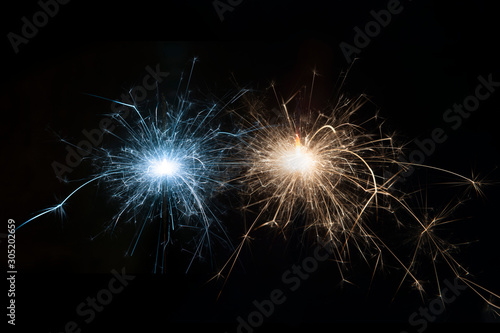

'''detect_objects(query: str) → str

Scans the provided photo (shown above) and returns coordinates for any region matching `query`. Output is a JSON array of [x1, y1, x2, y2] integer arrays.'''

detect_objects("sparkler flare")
[[14, 56, 499, 315], [221, 86, 397, 276], [18, 59, 241, 272], [150, 158, 180, 177], [282, 134, 316, 172], [218, 74, 500, 314]]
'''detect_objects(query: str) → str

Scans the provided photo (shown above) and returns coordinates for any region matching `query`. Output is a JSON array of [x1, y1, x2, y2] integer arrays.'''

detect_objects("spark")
[[281, 134, 316, 172], [221, 86, 395, 280], [14, 57, 499, 313], [18, 59, 240, 273], [149, 158, 181, 177], [217, 72, 500, 314]]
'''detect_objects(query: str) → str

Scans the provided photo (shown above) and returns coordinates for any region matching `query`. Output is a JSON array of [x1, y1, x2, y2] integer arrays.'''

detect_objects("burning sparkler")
[[18, 59, 242, 272], [218, 72, 500, 313], [14, 55, 499, 314]]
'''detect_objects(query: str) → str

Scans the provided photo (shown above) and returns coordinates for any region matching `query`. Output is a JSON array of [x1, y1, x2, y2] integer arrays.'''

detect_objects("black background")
[[2, 0, 500, 332]]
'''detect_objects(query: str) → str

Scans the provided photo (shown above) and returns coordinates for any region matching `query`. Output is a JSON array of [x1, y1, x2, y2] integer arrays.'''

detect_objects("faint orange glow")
[[295, 133, 301, 149]]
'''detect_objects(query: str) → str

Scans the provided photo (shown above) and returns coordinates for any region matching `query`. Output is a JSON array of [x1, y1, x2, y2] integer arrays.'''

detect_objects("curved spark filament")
[[217, 81, 500, 315], [18, 59, 238, 273]]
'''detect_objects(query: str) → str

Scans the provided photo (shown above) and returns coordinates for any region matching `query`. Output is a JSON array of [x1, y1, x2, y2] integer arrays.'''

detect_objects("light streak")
[[18, 59, 240, 273], [15, 58, 499, 313], [217, 73, 500, 314]]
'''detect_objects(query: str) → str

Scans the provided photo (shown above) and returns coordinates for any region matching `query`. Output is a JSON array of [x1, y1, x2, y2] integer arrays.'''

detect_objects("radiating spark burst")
[[18, 59, 242, 273], [219, 85, 401, 280], [218, 73, 500, 313]]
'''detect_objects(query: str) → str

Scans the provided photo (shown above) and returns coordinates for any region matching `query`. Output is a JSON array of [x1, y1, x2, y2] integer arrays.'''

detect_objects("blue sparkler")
[[18, 59, 243, 272]]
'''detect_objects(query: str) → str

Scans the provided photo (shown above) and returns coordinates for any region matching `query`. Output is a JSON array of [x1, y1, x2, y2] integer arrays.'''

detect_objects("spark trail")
[[15, 58, 500, 314], [219, 72, 500, 314], [18, 59, 241, 272]]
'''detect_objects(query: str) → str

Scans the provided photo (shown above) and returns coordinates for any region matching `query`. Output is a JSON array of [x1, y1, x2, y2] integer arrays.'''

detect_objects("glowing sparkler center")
[[286, 149, 314, 171], [151, 158, 180, 177], [282, 136, 315, 172]]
